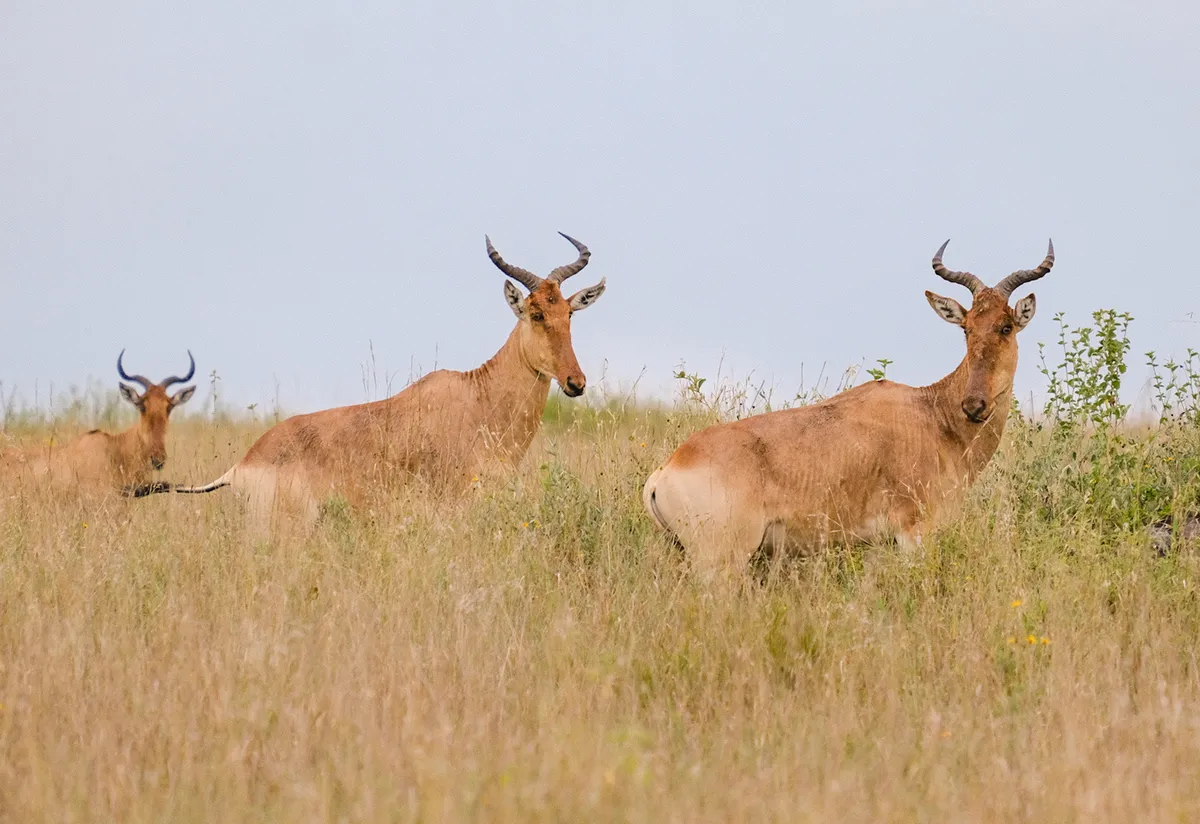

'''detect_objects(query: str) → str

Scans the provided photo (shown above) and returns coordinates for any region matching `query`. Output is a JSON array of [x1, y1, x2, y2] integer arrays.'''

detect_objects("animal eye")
[[530, 312, 545, 322], [1000, 325, 1013, 336]]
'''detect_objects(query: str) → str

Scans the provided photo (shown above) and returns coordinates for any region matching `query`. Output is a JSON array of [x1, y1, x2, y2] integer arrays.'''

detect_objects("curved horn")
[[931, 239, 985, 294], [486, 235, 542, 291], [116, 349, 152, 391], [161, 350, 196, 389], [547, 232, 591, 284], [994, 239, 1055, 298]]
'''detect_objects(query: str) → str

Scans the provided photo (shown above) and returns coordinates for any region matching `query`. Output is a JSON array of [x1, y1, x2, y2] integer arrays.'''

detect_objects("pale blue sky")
[[2, 0, 1197, 415]]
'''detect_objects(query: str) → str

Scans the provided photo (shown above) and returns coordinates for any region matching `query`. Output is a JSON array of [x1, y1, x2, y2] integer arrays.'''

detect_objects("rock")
[[1148, 514, 1200, 557]]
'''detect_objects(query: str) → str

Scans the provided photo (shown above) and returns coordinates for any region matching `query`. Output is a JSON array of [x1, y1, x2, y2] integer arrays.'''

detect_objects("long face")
[[488, 232, 606, 398], [926, 287, 1037, 423], [925, 239, 1053, 424], [505, 278, 605, 397], [116, 350, 197, 469], [119, 382, 196, 469]]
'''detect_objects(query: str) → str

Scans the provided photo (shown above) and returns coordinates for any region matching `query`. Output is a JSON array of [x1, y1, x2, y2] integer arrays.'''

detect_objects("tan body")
[[3, 427, 168, 497], [1, 352, 195, 500], [644, 240, 1055, 579], [129, 233, 607, 528], [206, 325, 562, 522], [644, 361, 1006, 572]]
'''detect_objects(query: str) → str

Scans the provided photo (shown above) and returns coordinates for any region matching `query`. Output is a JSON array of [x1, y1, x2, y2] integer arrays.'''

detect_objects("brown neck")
[[922, 357, 1011, 482], [466, 325, 552, 458], [110, 426, 151, 482]]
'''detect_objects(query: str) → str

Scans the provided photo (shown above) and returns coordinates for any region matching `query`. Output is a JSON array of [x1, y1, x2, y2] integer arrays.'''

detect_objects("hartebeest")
[[127, 233, 607, 525], [1, 351, 196, 496], [643, 240, 1055, 578]]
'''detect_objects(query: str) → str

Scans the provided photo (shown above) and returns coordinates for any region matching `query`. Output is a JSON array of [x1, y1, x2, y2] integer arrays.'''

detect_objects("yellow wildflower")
[[1011, 599, 1023, 608], [1040, 637, 1050, 645], [1027, 635, 1037, 645]]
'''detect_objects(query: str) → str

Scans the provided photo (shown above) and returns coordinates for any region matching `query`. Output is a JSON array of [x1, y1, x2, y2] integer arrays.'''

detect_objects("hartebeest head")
[[925, 240, 1055, 423], [486, 232, 607, 397], [116, 350, 197, 469]]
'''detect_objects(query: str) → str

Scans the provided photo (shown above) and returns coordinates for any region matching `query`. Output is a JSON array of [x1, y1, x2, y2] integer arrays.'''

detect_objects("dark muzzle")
[[563, 376, 586, 397], [961, 396, 989, 423]]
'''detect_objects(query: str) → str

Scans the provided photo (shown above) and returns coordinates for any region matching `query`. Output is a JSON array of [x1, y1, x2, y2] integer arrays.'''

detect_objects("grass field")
[[5, 335, 1200, 821]]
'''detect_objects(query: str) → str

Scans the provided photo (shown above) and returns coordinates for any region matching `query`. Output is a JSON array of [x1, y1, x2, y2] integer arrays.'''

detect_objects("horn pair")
[[932, 239, 1055, 297], [485, 232, 591, 291], [117, 350, 195, 390]]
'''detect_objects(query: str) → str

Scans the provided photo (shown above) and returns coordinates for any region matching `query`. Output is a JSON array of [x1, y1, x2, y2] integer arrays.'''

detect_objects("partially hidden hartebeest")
[[127, 233, 607, 526], [1, 351, 196, 497], [642, 240, 1054, 579]]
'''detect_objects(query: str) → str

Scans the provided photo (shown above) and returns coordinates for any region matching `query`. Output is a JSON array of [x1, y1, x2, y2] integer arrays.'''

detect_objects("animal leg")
[[646, 465, 767, 582], [896, 528, 924, 553], [892, 524, 927, 570], [685, 538, 760, 587], [232, 466, 320, 541]]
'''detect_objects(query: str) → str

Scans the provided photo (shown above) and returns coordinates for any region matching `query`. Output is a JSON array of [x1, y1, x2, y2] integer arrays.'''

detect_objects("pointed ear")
[[1012, 293, 1036, 329], [925, 290, 967, 326], [503, 280, 526, 319], [118, 383, 142, 407], [568, 277, 606, 312], [170, 385, 196, 408]]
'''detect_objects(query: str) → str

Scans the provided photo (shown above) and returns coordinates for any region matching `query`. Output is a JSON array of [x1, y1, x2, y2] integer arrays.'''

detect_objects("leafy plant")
[[866, 358, 893, 382], [1038, 309, 1132, 431], [1147, 348, 1200, 425]]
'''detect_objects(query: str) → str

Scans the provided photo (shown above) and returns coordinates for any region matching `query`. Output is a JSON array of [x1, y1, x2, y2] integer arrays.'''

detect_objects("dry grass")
[[4, 401, 1200, 822]]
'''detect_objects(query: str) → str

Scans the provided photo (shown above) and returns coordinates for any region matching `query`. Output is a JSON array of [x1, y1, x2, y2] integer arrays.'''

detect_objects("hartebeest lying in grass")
[[1, 351, 196, 496], [643, 239, 1055, 578], [127, 233, 607, 526]]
